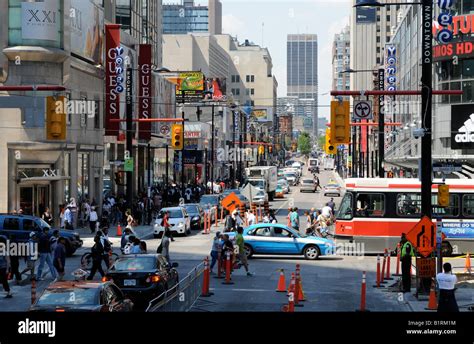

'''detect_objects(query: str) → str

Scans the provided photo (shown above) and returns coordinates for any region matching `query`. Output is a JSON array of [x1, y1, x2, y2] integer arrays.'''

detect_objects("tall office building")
[[163, 0, 222, 34], [287, 34, 318, 137], [332, 25, 350, 95]]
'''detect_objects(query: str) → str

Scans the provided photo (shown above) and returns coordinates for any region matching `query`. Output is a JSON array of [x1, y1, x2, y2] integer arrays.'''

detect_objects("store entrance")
[[18, 184, 51, 217]]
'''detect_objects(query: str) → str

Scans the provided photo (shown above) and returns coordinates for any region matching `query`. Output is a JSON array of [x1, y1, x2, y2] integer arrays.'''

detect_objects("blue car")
[[228, 223, 335, 260]]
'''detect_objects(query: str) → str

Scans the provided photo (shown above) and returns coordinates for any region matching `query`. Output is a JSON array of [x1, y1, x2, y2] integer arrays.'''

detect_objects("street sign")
[[416, 257, 436, 278], [159, 124, 171, 138], [406, 216, 436, 258], [221, 192, 242, 213], [432, 162, 462, 174], [353, 100, 373, 120], [124, 158, 134, 172]]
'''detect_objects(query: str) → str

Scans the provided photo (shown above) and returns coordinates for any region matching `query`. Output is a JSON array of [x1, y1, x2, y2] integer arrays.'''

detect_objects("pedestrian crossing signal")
[[438, 184, 450, 207], [171, 124, 183, 150]]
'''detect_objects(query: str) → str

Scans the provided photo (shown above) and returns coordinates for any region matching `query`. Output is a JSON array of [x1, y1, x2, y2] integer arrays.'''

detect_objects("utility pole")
[[210, 104, 215, 194], [181, 91, 185, 198], [378, 68, 385, 178], [420, 0, 433, 219]]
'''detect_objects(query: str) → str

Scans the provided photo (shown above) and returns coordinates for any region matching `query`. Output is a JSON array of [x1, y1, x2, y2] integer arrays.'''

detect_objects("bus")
[[335, 178, 474, 255]]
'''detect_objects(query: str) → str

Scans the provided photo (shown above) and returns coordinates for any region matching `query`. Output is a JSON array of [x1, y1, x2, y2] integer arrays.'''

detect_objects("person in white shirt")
[[436, 263, 459, 312], [321, 205, 333, 219], [246, 210, 256, 226], [89, 207, 99, 234]]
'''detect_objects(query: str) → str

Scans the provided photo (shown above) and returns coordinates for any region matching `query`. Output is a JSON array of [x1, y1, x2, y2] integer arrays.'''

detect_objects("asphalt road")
[[0, 166, 410, 312]]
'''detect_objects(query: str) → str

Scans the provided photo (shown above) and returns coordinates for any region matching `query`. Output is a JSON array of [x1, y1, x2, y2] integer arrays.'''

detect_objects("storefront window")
[[462, 80, 474, 102], [463, 0, 474, 14], [463, 59, 474, 78], [451, 82, 462, 103]]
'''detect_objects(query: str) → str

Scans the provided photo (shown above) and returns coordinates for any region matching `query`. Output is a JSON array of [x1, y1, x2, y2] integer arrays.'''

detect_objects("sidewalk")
[[75, 224, 155, 240]]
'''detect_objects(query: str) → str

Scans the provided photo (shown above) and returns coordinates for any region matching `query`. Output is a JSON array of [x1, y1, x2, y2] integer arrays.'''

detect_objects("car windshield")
[[36, 288, 98, 306], [284, 173, 296, 178], [113, 257, 156, 271], [38, 218, 51, 229], [249, 180, 265, 189], [184, 205, 199, 213], [200, 196, 218, 205], [327, 183, 339, 188], [158, 209, 183, 218]]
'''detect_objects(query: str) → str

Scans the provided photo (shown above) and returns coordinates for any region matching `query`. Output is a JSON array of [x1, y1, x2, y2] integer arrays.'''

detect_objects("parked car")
[[251, 189, 268, 205], [183, 203, 205, 230], [30, 281, 133, 312], [104, 254, 179, 310], [0, 214, 82, 256], [153, 207, 191, 238], [227, 223, 335, 260], [300, 178, 317, 193], [324, 182, 342, 197]]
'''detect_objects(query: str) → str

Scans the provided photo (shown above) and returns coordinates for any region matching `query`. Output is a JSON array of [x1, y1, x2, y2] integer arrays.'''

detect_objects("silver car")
[[300, 178, 317, 193]]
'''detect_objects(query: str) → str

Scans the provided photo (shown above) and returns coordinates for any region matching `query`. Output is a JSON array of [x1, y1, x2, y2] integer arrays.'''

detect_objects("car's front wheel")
[[244, 244, 254, 259], [303, 245, 320, 260]]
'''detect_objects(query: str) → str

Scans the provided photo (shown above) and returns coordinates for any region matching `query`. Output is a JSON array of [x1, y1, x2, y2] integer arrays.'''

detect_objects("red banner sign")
[[105, 24, 121, 136], [138, 44, 152, 140]]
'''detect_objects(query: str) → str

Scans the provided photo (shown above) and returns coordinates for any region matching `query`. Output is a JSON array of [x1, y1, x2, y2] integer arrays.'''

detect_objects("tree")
[[298, 132, 311, 156], [318, 135, 325, 149]]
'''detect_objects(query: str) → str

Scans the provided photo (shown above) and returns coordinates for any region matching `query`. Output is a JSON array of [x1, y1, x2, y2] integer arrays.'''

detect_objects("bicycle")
[[80, 247, 119, 271]]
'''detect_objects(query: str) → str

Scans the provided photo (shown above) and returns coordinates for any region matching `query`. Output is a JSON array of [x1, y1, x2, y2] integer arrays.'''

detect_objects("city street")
[[0, 169, 409, 312]]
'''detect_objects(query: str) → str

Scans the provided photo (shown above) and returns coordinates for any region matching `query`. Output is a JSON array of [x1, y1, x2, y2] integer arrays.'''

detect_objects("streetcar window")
[[432, 194, 459, 217], [396, 193, 421, 217], [355, 193, 385, 217], [462, 195, 474, 217], [336, 193, 353, 220]]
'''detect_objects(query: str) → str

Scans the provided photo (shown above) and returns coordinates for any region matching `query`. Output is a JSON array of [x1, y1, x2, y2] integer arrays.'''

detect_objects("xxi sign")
[[21, 1, 59, 41]]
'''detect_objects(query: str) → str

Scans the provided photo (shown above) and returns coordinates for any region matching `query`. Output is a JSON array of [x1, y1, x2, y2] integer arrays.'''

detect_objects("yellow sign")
[[252, 109, 268, 121]]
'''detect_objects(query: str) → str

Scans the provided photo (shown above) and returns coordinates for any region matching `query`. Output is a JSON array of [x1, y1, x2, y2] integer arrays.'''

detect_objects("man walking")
[[36, 227, 57, 281], [400, 233, 415, 293], [64, 205, 74, 230], [53, 237, 67, 281], [235, 227, 253, 276], [21, 232, 38, 281], [290, 207, 300, 233], [437, 262, 459, 312], [0, 235, 12, 298]]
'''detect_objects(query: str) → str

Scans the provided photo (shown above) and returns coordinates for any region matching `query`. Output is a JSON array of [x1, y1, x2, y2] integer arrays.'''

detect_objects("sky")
[[165, 0, 352, 119], [220, 0, 351, 119]]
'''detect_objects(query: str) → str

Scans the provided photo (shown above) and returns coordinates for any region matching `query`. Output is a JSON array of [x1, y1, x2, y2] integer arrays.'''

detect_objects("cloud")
[[222, 14, 245, 36]]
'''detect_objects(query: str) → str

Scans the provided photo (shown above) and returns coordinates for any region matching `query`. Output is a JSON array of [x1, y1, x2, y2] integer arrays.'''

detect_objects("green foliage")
[[298, 132, 311, 156]]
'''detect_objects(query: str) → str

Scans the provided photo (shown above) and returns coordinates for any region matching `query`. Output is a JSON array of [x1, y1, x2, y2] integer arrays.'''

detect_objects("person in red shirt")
[[161, 211, 174, 242], [287, 207, 292, 227]]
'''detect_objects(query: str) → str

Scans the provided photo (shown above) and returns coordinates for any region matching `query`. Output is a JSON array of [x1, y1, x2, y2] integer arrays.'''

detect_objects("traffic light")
[[325, 128, 336, 155], [46, 96, 66, 140], [258, 145, 265, 155], [330, 100, 350, 145], [171, 124, 183, 150], [114, 171, 126, 186], [438, 184, 450, 207], [268, 145, 273, 154]]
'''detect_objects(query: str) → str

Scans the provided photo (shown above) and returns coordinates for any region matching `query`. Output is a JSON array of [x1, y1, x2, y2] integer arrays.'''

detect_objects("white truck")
[[323, 156, 335, 170], [244, 166, 278, 201]]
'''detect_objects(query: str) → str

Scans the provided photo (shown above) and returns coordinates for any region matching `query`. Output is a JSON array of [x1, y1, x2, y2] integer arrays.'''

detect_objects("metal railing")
[[146, 261, 205, 312]]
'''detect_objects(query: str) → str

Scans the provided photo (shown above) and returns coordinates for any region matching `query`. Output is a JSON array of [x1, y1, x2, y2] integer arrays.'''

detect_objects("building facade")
[[384, 0, 474, 179], [332, 25, 351, 94], [0, 0, 168, 225], [287, 34, 318, 137], [163, 0, 222, 35]]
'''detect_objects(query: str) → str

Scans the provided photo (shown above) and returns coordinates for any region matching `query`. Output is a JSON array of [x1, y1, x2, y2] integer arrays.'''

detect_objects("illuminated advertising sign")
[[105, 24, 121, 136], [138, 44, 152, 140]]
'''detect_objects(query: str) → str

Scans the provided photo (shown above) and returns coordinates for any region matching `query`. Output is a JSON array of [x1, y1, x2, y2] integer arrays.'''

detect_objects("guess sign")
[[105, 24, 121, 136]]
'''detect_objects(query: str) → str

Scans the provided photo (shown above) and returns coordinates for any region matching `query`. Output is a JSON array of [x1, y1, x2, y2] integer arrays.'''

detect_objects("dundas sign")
[[451, 104, 474, 149]]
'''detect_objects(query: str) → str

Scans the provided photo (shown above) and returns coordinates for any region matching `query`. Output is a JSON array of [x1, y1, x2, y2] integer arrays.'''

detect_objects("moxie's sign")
[[433, 40, 474, 61]]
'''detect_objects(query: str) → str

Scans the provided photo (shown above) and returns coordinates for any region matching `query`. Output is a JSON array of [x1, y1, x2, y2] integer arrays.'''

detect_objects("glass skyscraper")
[[287, 34, 318, 137], [163, 0, 222, 35]]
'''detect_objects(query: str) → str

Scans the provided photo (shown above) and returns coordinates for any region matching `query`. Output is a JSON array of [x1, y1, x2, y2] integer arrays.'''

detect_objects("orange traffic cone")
[[276, 269, 287, 292], [287, 273, 295, 295], [425, 279, 438, 310], [465, 252, 472, 274], [116, 223, 122, 236]]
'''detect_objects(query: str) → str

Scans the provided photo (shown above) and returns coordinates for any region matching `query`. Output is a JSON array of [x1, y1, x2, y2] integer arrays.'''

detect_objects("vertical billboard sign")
[[138, 44, 152, 140], [105, 24, 121, 136]]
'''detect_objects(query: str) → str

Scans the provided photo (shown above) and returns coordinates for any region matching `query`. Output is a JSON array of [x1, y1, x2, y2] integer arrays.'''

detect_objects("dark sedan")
[[183, 203, 205, 230], [29, 281, 133, 312], [104, 254, 179, 310]]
